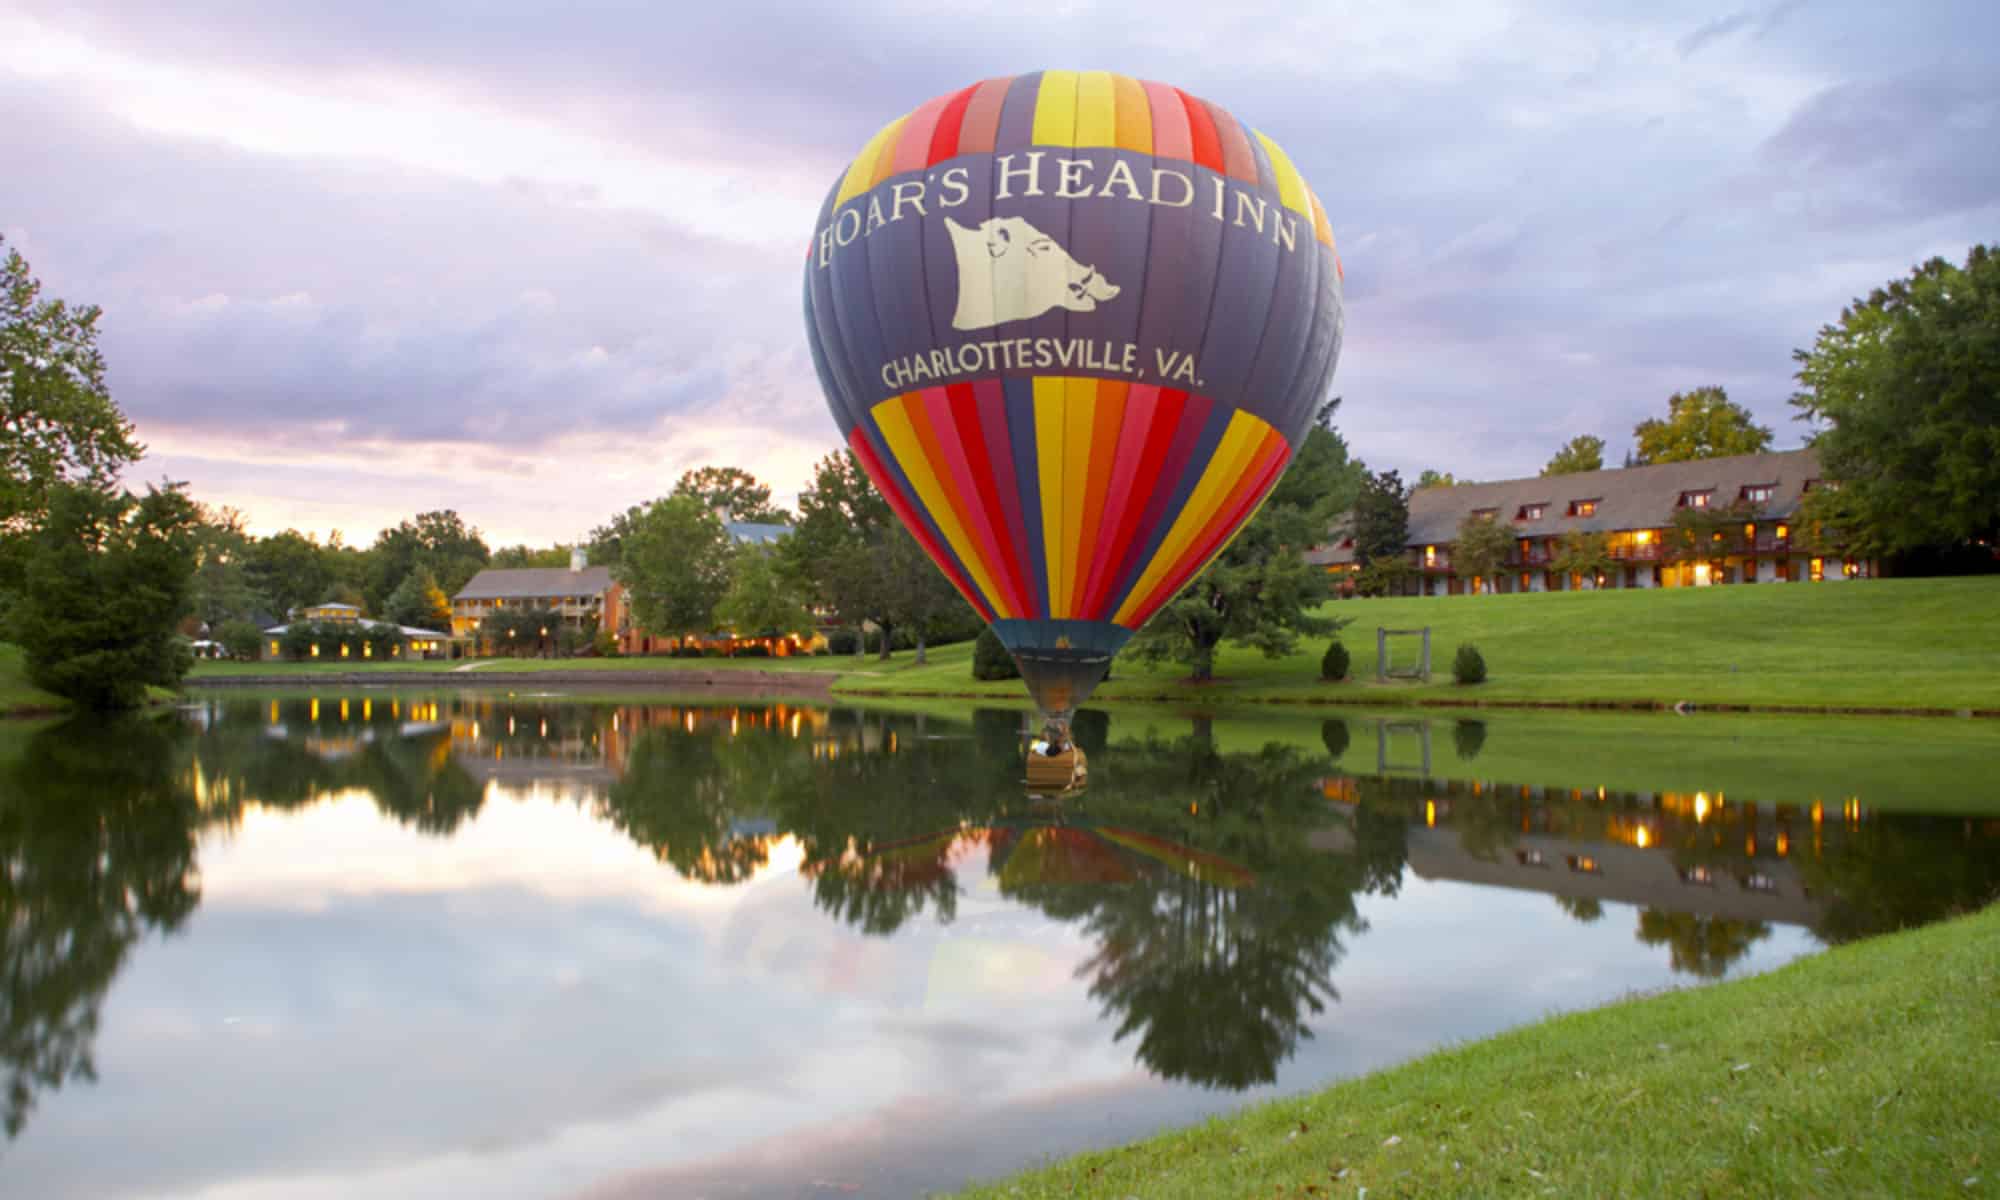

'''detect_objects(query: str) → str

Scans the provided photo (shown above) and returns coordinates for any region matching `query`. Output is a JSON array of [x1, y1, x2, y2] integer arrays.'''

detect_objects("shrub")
[[673, 645, 706, 658], [593, 631, 619, 657], [1319, 638, 1350, 681], [217, 618, 264, 660], [1452, 642, 1487, 685], [734, 644, 771, 658], [826, 629, 859, 655], [972, 627, 1020, 681]]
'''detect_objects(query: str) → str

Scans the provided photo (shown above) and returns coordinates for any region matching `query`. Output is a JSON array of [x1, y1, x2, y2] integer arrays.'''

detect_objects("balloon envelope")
[[804, 71, 1344, 722]]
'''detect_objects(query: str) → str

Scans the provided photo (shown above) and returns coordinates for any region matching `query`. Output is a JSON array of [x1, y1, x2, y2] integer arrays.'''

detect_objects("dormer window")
[[1677, 489, 1713, 509], [1567, 499, 1599, 517], [1741, 483, 1774, 503], [1803, 478, 1839, 493], [1516, 503, 1548, 521], [1471, 507, 1499, 521]]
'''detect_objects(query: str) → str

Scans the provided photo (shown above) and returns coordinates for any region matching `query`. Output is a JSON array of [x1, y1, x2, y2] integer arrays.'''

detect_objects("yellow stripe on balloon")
[[1113, 410, 1268, 626], [1254, 130, 1309, 217], [1033, 378, 1068, 618], [1032, 69, 1079, 147], [871, 395, 1016, 620], [1073, 71, 1117, 148], [866, 115, 910, 190], [1112, 73, 1152, 152], [1060, 377, 1097, 616], [836, 118, 904, 205]]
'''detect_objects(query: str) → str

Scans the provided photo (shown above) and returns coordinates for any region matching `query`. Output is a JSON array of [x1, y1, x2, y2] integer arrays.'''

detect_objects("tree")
[[1541, 434, 1605, 476], [1415, 468, 1459, 489], [382, 565, 450, 630], [1451, 513, 1513, 594], [365, 510, 489, 614], [614, 494, 732, 638], [1666, 498, 1758, 578], [0, 238, 142, 549], [489, 544, 571, 569], [1790, 244, 2000, 557], [782, 450, 897, 649], [189, 504, 264, 630], [215, 617, 263, 660], [1552, 529, 1615, 586], [672, 466, 790, 524], [880, 525, 975, 664], [1127, 400, 1362, 681], [1632, 387, 1774, 465], [1350, 468, 1410, 567], [715, 544, 812, 643], [11, 482, 201, 709], [245, 530, 333, 618]]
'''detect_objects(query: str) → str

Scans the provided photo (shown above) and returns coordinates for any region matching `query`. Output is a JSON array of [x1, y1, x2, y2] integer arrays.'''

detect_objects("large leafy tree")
[[879, 526, 975, 664], [12, 482, 202, 709], [782, 450, 898, 652], [1350, 467, 1410, 566], [0, 239, 142, 551], [244, 530, 333, 617], [364, 510, 489, 614], [1632, 387, 1774, 465], [1542, 434, 1605, 476], [1127, 400, 1362, 682], [189, 504, 264, 630], [382, 565, 450, 630], [1790, 244, 2000, 556], [1452, 512, 1513, 594], [489, 544, 571, 569], [614, 494, 732, 637], [672, 466, 790, 525], [715, 544, 813, 641], [1552, 529, 1615, 585], [1414, 468, 1459, 489]]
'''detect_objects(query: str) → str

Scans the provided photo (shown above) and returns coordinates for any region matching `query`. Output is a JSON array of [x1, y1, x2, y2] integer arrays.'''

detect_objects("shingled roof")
[[1309, 447, 1824, 566], [453, 565, 614, 601]]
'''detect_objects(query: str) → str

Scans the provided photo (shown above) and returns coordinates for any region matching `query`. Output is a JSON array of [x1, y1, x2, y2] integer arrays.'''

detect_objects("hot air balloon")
[[803, 71, 1344, 739]]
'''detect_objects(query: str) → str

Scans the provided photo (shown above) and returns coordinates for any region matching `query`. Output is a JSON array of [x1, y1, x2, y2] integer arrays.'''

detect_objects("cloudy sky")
[[4, 1, 1996, 546]]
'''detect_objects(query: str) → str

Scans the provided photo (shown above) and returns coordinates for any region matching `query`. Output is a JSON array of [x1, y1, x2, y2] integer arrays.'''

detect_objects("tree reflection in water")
[[0, 716, 201, 1138], [2, 694, 1996, 1137]]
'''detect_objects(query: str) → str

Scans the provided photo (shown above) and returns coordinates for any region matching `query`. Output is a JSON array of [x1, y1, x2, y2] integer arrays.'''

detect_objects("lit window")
[[310, 644, 319, 658], [1776, 523, 1789, 541], [1565, 855, 1600, 874], [1745, 873, 1778, 894], [1517, 503, 1548, 521], [1424, 544, 1437, 566], [1567, 499, 1598, 517], [1678, 490, 1713, 508], [1742, 484, 1774, 503], [1515, 849, 1550, 868], [1810, 557, 1824, 582], [1843, 559, 1859, 578], [1635, 529, 1653, 545], [1677, 865, 1716, 887]]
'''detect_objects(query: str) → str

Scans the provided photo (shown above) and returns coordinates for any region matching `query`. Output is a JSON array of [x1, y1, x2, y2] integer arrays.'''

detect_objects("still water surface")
[[4, 690, 1997, 1198]]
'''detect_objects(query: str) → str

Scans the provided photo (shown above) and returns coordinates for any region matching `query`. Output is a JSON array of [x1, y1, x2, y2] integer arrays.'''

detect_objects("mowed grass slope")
[[0, 643, 66, 715], [953, 901, 2000, 1200], [838, 577, 2000, 711]]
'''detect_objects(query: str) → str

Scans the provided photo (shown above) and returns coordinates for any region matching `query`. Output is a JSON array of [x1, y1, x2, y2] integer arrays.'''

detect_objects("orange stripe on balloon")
[[1058, 377, 1096, 617], [865, 116, 910, 191], [1143, 80, 1192, 161], [1310, 188, 1336, 250], [1201, 99, 1259, 184], [847, 430, 993, 622], [1072, 378, 1127, 615], [1077, 383, 1159, 618], [891, 92, 952, 176], [1112, 73, 1152, 152], [958, 76, 1013, 155]]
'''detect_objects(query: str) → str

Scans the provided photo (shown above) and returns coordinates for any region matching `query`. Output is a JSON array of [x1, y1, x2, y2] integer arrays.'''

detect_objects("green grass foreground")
[[839, 577, 2000, 713], [953, 902, 2000, 1200], [0, 643, 66, 716]]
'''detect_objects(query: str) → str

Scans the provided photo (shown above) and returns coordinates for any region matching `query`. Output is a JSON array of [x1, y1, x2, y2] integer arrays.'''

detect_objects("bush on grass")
[[1453, 642, 1487, 685]]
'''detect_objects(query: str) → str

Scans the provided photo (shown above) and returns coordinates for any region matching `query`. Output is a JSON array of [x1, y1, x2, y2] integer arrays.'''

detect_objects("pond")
[[4, 690, 1998, 1198]]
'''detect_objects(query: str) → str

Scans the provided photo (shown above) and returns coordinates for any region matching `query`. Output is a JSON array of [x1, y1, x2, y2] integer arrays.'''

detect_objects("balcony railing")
[[1753, 536, 1792, 553], [1607, 544, 1661, 561]]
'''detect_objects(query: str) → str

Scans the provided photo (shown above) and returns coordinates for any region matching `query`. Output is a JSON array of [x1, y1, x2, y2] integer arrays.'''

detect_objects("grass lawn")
[[187, 652, 878, 677], [0, 643, 66, 716], [953, 900, 2000, 1199], [837, 577, 2000, 713]]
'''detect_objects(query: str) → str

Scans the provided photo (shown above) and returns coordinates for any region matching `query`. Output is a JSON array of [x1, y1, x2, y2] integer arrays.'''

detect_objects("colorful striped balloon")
[[804, 70, 1344, 725]]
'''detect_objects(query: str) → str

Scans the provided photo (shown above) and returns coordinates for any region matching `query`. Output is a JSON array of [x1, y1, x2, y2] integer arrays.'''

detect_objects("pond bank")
[[186, 667, 841, 699], [952, 900, 2000, 1199]]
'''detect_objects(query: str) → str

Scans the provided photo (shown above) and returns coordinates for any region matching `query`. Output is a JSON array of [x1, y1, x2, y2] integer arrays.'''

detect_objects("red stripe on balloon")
[[891, 91, 953, 176], [933, 383, 1033, 618], [972, 378, 1039, 619], [927, 83, 978, 165], [1128, 435, 1291, 623], [1177, 89, 1225, 174], [958, 76, 1013, 155], [1082, 387, 1188, 620], [1201, 98, 1260, 185], [910, 388, 1018, 617], [848, 429, 994, 623], [1076, 384, 1161, 619]]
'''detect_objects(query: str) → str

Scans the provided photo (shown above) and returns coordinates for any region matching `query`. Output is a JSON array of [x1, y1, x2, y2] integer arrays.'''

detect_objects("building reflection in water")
[[5, 694, 1996, 1142]]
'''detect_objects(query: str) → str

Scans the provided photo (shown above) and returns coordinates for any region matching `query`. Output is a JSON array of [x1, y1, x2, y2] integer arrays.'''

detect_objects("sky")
[[4, 0, 1996, 547]]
